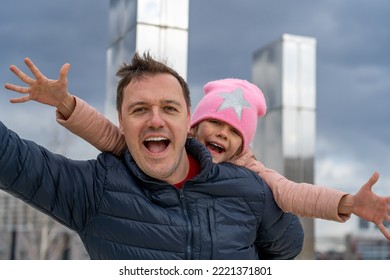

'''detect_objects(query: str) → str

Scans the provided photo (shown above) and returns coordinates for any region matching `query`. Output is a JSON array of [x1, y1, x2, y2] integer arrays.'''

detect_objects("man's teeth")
[[145, 137, 168, 141]]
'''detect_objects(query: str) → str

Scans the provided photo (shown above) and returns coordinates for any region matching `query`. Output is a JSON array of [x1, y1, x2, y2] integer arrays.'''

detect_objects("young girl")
[[6, 58, 390, 238]]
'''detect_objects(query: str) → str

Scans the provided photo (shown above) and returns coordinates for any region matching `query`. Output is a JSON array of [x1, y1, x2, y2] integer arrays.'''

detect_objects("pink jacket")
[[57, 97, 350, 222]]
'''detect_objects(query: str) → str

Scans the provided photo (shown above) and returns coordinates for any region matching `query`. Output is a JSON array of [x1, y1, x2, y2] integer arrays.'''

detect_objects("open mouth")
[[144, 137, 170, 153], [206, 141, 225, 154]]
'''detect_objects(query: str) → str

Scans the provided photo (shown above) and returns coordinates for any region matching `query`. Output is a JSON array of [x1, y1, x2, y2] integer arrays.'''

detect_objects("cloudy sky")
[[1, 0, 389, 251]]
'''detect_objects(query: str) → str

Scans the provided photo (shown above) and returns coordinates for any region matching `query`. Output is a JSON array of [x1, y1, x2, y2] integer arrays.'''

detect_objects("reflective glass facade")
[[252, 34, 317, 259], [105, 0, 189, 123]]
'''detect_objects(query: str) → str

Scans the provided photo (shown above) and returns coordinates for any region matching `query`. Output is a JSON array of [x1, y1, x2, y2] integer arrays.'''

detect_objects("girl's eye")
[[209, 119, 221, 125], [231, 128, 241, 136]]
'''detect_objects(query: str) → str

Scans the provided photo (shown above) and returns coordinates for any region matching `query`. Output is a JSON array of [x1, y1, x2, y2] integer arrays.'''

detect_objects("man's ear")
[[118, 111, 124, 135], [188, 127, 196, 138], [187, 112, 191, 134]]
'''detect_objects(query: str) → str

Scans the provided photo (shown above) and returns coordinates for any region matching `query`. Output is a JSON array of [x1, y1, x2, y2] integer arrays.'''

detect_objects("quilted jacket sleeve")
[[56, 96, 126, 156], [0, 121, 104, 232], [232, 149, 350, 222], [253, 179, 304, 260]]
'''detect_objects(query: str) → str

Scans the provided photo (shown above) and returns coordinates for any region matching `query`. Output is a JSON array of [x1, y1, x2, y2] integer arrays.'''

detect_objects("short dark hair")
[[116, 52, 191, 113]]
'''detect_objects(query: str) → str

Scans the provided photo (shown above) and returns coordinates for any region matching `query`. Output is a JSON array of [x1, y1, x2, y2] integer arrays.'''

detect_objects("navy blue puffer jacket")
[[0, 122, 303, 259]]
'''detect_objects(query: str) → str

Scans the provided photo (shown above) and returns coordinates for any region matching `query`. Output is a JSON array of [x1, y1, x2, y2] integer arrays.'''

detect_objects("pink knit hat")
[[191, 78, 266, 153]]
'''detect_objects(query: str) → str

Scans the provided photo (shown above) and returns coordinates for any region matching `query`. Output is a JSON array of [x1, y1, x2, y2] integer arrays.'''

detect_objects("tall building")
[[251, 34, 317, 259], [105, 0, 189, 123]]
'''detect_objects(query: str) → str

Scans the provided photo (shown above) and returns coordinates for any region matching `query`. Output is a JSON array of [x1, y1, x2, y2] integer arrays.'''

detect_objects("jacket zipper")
[[178, 188, 193, 259]]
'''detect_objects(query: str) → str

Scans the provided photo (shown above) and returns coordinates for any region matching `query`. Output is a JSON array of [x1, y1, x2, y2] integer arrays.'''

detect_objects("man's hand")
[[352, 172, 390, 239], [4, 57, 71, 108]]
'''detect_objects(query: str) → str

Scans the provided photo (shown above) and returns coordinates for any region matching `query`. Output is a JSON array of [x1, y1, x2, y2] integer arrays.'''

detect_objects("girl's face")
[[193, 119, 243, 163]]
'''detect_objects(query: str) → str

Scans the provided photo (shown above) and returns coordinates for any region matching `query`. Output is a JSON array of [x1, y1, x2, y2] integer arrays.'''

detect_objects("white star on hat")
[[217, 88, 251, 120]]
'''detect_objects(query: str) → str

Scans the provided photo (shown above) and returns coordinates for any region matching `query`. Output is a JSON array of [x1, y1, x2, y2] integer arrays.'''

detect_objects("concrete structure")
[[251, 34, 317, 259], [0, 192, 88, 259], [342, 219, 390, 259], [317, 219, 390, 259], [105, 0, 189, 123]]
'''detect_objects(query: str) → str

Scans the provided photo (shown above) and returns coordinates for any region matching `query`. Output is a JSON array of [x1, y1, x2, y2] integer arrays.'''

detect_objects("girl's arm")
[[232, 149, 390, 239], [5, 58, 126, 156], [56, 96, 126, 156], [256, 160, 348, 222]]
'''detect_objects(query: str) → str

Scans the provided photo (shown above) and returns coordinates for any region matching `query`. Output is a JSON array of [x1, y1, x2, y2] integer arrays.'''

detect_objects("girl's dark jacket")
[[0, 121, 303, 259]]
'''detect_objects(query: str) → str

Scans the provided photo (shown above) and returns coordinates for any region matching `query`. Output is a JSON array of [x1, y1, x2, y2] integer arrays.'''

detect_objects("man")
[[1, 52, 303, 259]]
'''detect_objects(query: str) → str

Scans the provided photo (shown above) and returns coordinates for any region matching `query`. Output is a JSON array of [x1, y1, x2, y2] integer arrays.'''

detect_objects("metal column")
[[105, 0, 189, 123], [252, 34, 317, 259]]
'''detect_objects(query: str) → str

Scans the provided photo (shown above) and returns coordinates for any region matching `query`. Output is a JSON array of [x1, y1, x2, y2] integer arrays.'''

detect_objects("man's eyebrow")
[[126, 101, 147, 111], [125, 100, 183, 111], [161, 99, 183, 107]]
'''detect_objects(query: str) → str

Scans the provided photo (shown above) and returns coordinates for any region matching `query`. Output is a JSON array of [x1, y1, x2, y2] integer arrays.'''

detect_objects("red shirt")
[[174, 154, 200, 189]]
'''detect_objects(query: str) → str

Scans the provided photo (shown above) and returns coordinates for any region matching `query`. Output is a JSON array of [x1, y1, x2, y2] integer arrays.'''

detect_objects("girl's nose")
[[216, 125, 230, 139]]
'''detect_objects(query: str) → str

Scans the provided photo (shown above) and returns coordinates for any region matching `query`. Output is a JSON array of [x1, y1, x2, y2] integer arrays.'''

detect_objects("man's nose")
[[148, 107, 165, 127]]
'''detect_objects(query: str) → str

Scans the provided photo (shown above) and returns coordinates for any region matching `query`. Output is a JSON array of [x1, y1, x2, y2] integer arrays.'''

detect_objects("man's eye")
[[164, 106, 177, 112], [132, 107, 147, 114]]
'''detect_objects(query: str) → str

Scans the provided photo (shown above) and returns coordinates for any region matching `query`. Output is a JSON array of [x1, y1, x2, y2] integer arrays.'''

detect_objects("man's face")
[[118, 73, 191, 185]]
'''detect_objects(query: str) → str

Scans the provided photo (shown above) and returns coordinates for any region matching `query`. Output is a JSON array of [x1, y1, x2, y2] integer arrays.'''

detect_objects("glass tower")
[[105, 0, 189, 124], [252, 34, 317, 259]]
